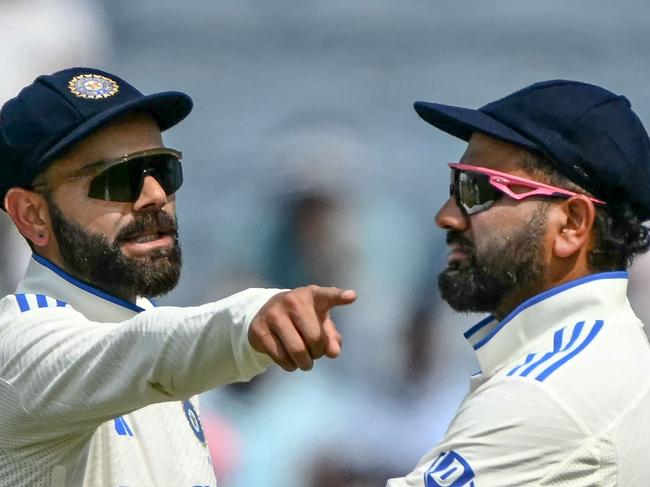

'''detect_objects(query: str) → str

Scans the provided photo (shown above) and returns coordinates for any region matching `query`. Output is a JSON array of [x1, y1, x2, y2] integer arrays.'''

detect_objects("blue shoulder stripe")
[[507, 353, 536, 377], [35, 294, 48, 308], [13, 293, 68, 313], [535, 320, 604, 382], [114, 416, 135, 437], [506, 320, 603, 382], [15, 294, 30, 312], [518, 328, 565, 377], [519, 322, 585, 377]]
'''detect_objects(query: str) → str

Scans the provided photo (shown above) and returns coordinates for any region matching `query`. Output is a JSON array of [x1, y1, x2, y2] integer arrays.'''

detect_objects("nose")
[[132, 175, 168, 211], [435, 197, 469, 231]]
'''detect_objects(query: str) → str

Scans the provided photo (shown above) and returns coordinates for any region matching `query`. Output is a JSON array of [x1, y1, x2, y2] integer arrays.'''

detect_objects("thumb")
[[323, 318, 343, 358]]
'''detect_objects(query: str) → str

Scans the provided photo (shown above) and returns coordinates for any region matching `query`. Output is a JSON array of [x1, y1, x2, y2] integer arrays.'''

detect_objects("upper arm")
[[0, 289, 278, 437], [0, 304, 168, 431], [389, 378, 597, 487]]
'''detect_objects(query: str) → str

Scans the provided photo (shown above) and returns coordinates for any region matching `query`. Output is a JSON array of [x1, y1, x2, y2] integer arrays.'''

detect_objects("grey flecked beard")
[[438, 204, 548, 316]]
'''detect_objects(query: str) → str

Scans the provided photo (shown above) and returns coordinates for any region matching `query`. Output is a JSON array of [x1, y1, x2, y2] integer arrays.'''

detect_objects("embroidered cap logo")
[[68, 74, 119, 99]]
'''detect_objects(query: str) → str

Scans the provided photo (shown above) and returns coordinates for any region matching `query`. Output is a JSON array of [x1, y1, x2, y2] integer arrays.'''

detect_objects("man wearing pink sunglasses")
[[388, 80, 650, 486]]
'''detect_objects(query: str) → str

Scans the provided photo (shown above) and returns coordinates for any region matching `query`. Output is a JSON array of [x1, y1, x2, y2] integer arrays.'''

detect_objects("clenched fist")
[[248, 285, 357, 371]]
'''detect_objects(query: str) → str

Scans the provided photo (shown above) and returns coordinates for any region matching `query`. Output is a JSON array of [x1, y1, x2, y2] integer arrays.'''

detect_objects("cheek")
[[84, 212, 129, 242], [469, 208, 521, 253], [51, 182, 87, 211], [468, 213, 499, 249], [163, 199, 177, 215], [52, 188, 130, 241]]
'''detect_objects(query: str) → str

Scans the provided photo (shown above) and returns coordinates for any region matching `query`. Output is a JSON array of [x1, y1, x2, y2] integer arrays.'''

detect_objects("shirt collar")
[[16, 254, 156, 322], [464, 271, 629, 376]]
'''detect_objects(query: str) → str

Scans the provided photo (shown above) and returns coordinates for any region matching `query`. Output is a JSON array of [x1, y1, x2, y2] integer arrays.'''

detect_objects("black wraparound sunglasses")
[[33, 148, 183, 202]]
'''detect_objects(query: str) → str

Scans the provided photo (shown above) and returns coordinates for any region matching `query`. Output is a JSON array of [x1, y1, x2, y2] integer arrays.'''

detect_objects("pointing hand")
[[248, 285, 357, 371]]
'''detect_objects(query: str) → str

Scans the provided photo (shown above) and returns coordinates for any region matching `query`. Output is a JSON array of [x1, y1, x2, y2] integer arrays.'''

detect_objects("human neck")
[[492, 266, 593, 321], [34, 250, 137, 303], [493, 287, 540, 321]]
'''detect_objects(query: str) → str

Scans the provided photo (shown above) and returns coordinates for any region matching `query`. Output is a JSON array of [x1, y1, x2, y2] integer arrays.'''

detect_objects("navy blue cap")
[[414, 80, 650, 220], [0, 67, 193, 209]]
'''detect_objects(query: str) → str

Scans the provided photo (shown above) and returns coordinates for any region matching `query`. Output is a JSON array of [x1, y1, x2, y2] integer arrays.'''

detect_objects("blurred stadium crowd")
[[3, 1, 650, 485]]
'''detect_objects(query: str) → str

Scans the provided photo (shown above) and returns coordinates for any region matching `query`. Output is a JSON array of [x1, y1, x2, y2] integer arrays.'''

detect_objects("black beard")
[[438, 205, 548, 315], [46, 196, 182, 300]]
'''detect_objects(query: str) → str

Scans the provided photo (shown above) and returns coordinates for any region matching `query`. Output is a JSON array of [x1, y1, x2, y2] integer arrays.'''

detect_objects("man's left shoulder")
[[497, 315, 650, 430], [503, 315, 648, 383]]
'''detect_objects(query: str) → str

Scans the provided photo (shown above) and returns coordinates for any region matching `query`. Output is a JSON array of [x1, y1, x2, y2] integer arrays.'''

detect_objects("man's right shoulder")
[[0, 292, 74, 322]]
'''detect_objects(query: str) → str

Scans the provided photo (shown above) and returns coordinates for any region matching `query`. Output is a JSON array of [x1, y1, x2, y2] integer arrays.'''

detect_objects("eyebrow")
[[31, 157, 118, 191], [63, 151, 148, 178], [32, 147, 182, 191], [71, 159, 115, 176], [78, 148, 181, 174]]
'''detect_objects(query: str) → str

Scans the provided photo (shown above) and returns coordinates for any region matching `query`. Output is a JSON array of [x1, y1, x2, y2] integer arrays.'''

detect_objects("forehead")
[[46, 112, 164, 176], [460, 132, 530, 174]]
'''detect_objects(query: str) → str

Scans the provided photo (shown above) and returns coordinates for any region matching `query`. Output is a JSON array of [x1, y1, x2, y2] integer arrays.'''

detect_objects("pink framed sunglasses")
[[449, 163, 606, 215]]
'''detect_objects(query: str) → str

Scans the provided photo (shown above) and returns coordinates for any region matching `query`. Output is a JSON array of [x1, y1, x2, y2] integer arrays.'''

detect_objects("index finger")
[[310, 286, 357, 311]]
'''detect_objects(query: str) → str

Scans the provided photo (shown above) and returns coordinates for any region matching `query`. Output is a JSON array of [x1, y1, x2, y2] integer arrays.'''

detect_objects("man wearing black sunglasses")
[[0, 68, 356, 486], [388, 81, 650, 486]]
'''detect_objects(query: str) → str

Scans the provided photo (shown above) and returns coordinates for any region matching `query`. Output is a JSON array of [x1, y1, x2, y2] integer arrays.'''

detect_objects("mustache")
[[116, 210, 178, 242], [446, 230, 474, 251]]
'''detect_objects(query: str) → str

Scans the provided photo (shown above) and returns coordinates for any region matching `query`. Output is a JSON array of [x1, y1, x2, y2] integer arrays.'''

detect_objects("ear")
[[4, 188, 51, 247], [552, 195, 596, 259]]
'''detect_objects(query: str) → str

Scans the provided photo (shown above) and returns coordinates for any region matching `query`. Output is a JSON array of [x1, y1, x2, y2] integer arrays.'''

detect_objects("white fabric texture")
[[0, 255, 277, 486], [388, 273, 650, 487]]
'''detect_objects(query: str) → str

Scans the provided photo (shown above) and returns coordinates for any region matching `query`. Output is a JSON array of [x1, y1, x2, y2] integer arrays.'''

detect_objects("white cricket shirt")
[[388, 272, 650, 486], [0, 254, 279, 487]]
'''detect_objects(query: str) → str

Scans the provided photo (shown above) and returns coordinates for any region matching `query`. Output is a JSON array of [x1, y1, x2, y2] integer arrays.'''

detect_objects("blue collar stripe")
[[464, 314, 495, 339], [32, 253, 146, 313], [473, 272, 626, 350]]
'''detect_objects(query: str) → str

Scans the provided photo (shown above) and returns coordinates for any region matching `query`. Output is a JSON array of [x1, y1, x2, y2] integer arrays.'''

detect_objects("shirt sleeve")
[[0, 288, 279, 443], [386, 377, 616, 487]]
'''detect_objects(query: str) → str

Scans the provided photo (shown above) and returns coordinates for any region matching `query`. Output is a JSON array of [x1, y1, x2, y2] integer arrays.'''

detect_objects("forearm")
[[0, 288, 278, 432], [146, 288, 278, 398]]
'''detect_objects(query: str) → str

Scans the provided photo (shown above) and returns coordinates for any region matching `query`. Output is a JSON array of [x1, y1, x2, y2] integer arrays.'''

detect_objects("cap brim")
[[38, 91, 193, 164], [413, 101, 540, 152]]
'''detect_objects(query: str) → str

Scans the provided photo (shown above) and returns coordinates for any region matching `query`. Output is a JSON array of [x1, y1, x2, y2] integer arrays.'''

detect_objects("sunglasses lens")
[[88, 153, 183, 202], [454, 170, 500, 215], [146, 155, 184, 196], [88, 161, 138, 202]]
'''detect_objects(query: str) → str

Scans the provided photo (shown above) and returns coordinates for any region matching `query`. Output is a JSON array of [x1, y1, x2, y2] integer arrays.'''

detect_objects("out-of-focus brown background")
[[2, 1, 650, 485]]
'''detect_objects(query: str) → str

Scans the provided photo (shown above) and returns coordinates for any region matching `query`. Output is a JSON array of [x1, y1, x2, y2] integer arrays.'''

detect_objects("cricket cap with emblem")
[[414, 80, 650, 220], [0, 66, 193, 210]]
